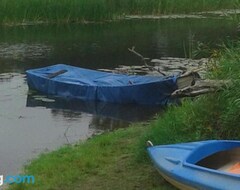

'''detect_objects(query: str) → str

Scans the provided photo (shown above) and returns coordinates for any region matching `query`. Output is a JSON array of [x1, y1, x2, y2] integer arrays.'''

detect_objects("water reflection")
[[26, 93, 163, 127], [0, 43, 52, 61]]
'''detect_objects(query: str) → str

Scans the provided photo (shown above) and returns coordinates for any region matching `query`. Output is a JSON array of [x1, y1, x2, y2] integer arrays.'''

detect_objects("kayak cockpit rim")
[[183, 140, 240, 177]]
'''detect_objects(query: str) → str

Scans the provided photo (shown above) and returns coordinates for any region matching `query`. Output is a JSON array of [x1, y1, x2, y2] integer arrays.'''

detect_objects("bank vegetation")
[[0, 0, 239, 24]]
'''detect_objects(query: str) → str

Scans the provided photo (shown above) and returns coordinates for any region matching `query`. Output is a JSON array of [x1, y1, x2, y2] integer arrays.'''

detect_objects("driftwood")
[[173, 76, 231, 98]]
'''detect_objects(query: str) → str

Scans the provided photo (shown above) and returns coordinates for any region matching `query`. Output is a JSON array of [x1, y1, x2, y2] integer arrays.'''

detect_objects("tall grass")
[[137, 40, 240, 161], [0, 0, 239, 24]]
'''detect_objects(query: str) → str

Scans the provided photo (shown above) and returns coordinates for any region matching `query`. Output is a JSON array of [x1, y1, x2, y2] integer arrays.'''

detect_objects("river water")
[[0, 18, 238, 175]]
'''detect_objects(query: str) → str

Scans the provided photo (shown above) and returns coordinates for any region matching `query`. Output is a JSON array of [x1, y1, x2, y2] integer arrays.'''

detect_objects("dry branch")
[[128, 46, 166, 76], [128, 46, 149, 66]]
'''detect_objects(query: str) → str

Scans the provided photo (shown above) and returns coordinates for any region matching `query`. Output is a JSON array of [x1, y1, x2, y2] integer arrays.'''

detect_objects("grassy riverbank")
[[8, 127, 175, 190], [0, 0, 239, 24], [8, 42, 240, 190]]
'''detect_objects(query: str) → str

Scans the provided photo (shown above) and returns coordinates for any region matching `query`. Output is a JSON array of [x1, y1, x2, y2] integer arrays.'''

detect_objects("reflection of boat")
[[148, 140, 240, 190], [26, 94, 163, 122], [26, 64, 177, 105]]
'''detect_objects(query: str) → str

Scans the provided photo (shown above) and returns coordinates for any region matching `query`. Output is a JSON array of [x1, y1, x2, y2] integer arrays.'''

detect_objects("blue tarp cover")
[[26, 64, 178, 105]]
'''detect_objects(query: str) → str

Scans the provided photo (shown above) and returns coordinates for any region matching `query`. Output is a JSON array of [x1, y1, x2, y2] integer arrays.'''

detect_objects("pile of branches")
[[128, 47, 230, 98], [100, 47, 230, 98]]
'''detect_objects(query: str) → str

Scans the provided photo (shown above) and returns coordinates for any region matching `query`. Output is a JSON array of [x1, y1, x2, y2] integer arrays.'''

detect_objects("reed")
[[0, 0, 239, 24]]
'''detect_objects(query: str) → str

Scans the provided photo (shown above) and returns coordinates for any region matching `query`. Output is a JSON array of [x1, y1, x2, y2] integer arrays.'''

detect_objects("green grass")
[[0, 0, 239, 24]]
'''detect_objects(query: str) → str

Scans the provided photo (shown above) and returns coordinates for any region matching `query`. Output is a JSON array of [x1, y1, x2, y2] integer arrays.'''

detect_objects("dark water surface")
[[0, 19, 238, 175]]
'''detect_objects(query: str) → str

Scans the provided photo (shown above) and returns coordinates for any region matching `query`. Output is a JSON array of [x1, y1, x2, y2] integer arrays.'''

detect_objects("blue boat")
[[26, 64, 177, 105], [147, 140, 240, 190]]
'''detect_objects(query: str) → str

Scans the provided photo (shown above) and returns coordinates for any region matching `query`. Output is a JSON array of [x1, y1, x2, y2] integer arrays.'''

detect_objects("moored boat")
[[26, 64, 177, 105], [147, 140, 240, 190]]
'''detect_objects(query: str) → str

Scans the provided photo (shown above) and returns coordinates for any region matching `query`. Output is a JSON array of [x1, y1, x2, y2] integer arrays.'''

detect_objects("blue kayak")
[[147, 140, 240, 190], [26, 64, 177, 105]]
